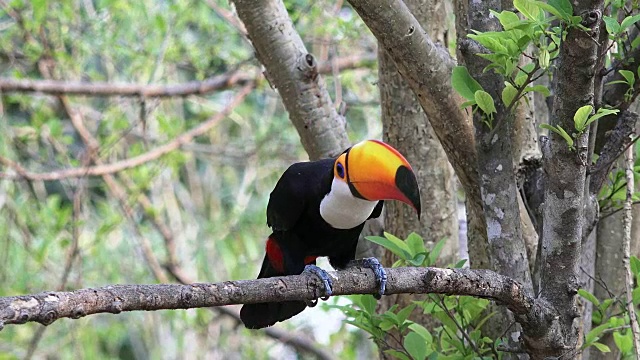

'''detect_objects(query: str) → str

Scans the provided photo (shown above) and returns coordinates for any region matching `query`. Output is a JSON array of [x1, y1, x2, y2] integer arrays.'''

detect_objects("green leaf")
[[578, 288, 600, 307], [384, 350, 411, 360], [592, 342, 611, 353], [547, 0, 573, 19], [613, 331, 633, 354], [408, 323, 434, 344], [396, 304, 417, 325], [452, 66, 484, 101], [584, 108, 619, 129], [573, 105, 593, 132], [631, 256, 640, 275], [366, 235, 411, 260], [352, 294, 378, 315], [492, 10, 522, 30], [404, 331, 428, 360], [524, 84, 551, 97], [468, 32, 509, 54], [514, 0, 542, 21], [406, 232, 425, 257], [539, 48, 550, 69], [603, 16, 621, 34], [540, 124, 574, 148], [533, 1, 563, 19], [474, 90, 497, 115], [460, 100, 476, 109], [621, 14, 640, 30], [379, 319, 395, 331], [620, 69, 636, 87], [632, 287, 640, 305], [408, 253, 427, 266], [428, 238, 447, 266], [502, 83, 518, 106], [453, 259, 468, 268], [585, 323, 610, 344]]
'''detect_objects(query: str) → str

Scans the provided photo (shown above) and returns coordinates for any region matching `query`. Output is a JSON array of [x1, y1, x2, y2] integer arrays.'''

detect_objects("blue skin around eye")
[[337, 163, 345, 178]]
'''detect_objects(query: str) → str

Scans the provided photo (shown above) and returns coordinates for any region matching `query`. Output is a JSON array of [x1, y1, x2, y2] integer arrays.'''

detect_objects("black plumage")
[[240, 157, 383, 329]]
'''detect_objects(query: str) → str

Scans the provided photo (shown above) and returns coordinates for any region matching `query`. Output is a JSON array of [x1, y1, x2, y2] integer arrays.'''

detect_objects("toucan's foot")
[[348, 257, 387, 299], [303, 264, 333, 307]]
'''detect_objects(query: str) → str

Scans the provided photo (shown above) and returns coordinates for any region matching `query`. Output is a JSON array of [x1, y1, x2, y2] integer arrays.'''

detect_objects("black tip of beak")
[[396, 166, 421, 219]]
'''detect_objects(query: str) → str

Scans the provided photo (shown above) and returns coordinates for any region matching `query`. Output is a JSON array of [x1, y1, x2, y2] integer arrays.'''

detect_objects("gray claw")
[[303, 264, 333, 299], [349, 257, 387, 299]]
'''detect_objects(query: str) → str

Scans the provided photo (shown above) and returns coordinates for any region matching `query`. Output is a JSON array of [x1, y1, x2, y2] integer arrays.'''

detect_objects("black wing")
[[266, 158, 335, 231]]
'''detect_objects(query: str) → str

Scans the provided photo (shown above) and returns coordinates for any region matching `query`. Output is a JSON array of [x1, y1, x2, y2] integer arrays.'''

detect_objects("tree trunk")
[[232, 0, 349, 160]]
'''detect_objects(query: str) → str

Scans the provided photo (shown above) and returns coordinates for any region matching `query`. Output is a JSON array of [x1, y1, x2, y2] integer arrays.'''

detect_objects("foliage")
[[333, 233, 500, 360], [578, 256, 640, 357], [598, 142, 640, 211], [0, 0, 380, 358]]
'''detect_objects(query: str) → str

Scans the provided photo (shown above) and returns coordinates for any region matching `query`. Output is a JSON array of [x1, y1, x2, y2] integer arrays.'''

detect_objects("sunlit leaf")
[[452, 66, 484, 101]]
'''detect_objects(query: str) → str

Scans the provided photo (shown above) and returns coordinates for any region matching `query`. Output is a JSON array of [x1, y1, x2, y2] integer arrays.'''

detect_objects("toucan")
[[240, 139, 421, 329]]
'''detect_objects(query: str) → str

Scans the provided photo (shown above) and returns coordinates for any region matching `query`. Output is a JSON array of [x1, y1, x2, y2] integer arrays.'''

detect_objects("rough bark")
[[231, 0, 350, 160], [458, 0, 531, 289], [538, 2, 605, 356], [0, 266, 542, 329], [346, 0, 489, 269], [457, 0, 532, 350]]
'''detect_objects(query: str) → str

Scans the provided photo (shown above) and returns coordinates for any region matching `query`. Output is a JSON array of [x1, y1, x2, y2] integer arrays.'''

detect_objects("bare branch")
[[0, 266, 542, 330], [589, 110, 639, 195], [0, 84, 255, 181], [0, 54, 375, 98]]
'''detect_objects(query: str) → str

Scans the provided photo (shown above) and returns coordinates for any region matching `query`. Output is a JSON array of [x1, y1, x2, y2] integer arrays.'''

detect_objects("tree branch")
[[589, 110, 639, 195], [231, 0, 351, 160], [0, 84, 255, 181], [0, 54, 375, 98], [0, 266, 542, 330]]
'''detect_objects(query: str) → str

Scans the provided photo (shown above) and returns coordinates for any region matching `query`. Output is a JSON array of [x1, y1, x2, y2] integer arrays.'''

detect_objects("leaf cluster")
[[579, 256, 640, 357], [333, 233, 503, 360]]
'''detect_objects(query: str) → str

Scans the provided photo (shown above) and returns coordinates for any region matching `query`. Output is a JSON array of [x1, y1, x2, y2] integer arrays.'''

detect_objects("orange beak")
[[345, 140, 421, 217]]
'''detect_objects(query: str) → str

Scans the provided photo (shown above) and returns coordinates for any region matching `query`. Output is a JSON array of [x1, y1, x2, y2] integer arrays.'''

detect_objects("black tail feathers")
[[239, 255, 307, 329]]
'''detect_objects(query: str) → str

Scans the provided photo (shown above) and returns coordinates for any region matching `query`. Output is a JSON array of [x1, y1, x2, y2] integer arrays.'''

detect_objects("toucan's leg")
[[348, 257, 387, 299], [302, 264, 333, 307]]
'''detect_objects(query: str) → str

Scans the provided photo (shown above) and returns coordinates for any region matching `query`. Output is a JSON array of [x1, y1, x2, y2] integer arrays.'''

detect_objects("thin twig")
[[437, 296, 482, 357], [600, 201, 640, 220], [622, 145, 640, 359], [0, 84, 255, 181], [0, 54, 375, 98]]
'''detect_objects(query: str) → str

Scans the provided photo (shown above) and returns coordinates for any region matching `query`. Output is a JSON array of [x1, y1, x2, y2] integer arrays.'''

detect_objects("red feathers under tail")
[[240, 237, 309, 329]]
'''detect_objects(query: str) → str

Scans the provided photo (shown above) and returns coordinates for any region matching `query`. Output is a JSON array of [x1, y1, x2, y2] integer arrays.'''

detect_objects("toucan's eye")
[[336, 162, 345, 178]]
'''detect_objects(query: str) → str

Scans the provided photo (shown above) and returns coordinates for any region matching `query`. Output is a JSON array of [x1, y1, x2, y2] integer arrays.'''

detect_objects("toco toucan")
[[240, 140, 421, 329]]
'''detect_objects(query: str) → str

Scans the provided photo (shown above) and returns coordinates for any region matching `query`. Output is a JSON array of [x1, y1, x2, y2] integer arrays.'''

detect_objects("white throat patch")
[[320, 178, 378, 229]]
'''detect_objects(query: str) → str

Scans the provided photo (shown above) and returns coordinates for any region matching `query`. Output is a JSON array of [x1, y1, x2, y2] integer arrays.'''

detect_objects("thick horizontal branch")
[[0, 266, 541, 330], [0, 54, 375, 98]]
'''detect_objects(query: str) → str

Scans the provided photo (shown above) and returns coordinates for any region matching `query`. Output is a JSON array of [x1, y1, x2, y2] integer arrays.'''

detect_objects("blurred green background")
[[0, 0, 382, 358]]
